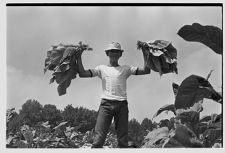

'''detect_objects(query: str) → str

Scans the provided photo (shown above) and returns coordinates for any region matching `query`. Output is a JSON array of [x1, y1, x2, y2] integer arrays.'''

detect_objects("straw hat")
[[105, 42, 124, 52], [55, 45, 66, 51]]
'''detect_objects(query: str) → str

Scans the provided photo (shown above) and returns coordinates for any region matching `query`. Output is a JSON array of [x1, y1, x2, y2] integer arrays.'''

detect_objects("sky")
[[5, 5, 222, 123]]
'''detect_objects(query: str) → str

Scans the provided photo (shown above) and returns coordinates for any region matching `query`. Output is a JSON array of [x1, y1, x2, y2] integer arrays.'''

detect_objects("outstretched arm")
[[136, 50, 151, 75], [77, 52, 92, 78]]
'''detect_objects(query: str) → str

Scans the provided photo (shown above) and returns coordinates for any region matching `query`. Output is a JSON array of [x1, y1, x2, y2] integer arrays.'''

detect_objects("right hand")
[[142, 49, 149, 57], [76, 50, 84, 58]]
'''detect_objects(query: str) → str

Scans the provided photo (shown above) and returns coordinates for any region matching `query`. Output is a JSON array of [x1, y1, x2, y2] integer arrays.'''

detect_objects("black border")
[[6, 3, 223, 7]]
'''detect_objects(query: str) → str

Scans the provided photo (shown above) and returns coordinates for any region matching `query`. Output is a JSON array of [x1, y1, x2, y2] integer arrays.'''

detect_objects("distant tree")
[[75, 107, 97, 132], [141, 118, 153, 137], [20, 99, 43, 126], [141, 118, 153, 131], [62, 105, 97, 133], [128, 118, 143, 145], [62, 104, 77, 125], [42, 104, 62, 126]]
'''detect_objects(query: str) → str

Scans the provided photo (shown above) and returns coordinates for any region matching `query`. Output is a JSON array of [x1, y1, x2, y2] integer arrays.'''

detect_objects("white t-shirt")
[[90, 65, 138, 101]]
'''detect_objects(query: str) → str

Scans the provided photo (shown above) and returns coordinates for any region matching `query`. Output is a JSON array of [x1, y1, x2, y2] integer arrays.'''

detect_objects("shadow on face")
[[106, 50, 123, 58]]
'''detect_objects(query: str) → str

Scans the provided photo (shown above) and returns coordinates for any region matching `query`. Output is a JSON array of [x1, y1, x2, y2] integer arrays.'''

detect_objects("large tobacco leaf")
[[175, 75, 222, 110], [44, 42, 92, 96], [44, 46, 65, 73], [177, 111, 200, 125], [202, 118, 222, 147], [163, 124, 204, 148], [142, 127, 169, 148], [152, 104, 176, 119], [199, 113, 222, 123], [6, 108, 16, 123], [177, 23, 222, 55], [137, 40, 178, 76]]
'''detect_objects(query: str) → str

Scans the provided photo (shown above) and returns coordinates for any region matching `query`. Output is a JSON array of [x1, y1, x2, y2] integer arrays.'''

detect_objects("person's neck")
[[109, 61, 119, 67]]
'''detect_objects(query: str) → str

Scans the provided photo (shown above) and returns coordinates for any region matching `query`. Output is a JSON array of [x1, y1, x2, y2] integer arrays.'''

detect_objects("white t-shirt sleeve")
[[90, 65, 102, 78]]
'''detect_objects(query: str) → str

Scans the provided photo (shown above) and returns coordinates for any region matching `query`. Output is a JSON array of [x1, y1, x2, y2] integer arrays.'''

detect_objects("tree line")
[[7, 99, 161, 146]]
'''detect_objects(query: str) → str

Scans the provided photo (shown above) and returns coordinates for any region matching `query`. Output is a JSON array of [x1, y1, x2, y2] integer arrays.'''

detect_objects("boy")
[[77, 42, 150, 148]]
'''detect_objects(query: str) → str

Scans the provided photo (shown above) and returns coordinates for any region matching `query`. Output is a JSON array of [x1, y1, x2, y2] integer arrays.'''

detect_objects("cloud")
[[7, 65, 55, 111], [7, 65, 102, 113]]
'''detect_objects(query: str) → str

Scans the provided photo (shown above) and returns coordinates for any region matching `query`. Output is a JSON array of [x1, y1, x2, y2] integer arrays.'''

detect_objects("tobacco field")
[[6, 23, 223, 148]]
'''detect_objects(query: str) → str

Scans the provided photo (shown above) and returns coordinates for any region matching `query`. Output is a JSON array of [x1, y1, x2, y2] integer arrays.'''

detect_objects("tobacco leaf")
[[178, 23, 222, 55]]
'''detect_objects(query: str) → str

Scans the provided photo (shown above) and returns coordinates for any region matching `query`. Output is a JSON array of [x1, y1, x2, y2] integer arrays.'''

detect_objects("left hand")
[[142, 49, 149, 57]]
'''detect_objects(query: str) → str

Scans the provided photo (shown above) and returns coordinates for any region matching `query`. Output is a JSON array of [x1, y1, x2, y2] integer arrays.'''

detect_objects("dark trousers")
[[92, 99, 129, 148]]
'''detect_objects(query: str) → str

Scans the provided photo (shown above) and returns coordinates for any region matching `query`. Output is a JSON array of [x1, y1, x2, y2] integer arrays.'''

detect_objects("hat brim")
[[105, 49, 124, 52]]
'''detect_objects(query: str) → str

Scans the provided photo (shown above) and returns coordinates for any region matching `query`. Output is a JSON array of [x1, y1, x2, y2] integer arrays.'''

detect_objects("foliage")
[[175, 75, 222, 110], [44, 42, 92, 96], [128, 118, 144, 146], [6, 97, 222, 148], [177, 23, 222, 55], [7, 113, 25, 135], [62, 105, 97, 133], [142, 127, 169, 148], [137, 40, 178, 76], [20, 99, 43, 126], [6, 108, 18, 134], [145, 73, 222, 148], [7, 23, 223, 148], [152, 104, 176, 119], [143, 110, 222, 148], [144, 26, 223, 147], [141, 118, 153, 131], [42, 104, 62, 126], [7, 108, 17, 123], [6, 119, 118, 148]]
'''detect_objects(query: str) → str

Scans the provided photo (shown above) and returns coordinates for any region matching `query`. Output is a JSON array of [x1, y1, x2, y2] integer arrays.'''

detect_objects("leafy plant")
[[44, 42, 92, 96], [137, 40, 178, 76], [177, 23, 222, 55], [175, 75, 222, 110], [42, 104, 62, 126], [20, 99, 43, 126]]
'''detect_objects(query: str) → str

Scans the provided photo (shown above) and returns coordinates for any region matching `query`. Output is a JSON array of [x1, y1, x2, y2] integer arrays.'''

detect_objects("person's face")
[[107, 50, 122, 61]]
